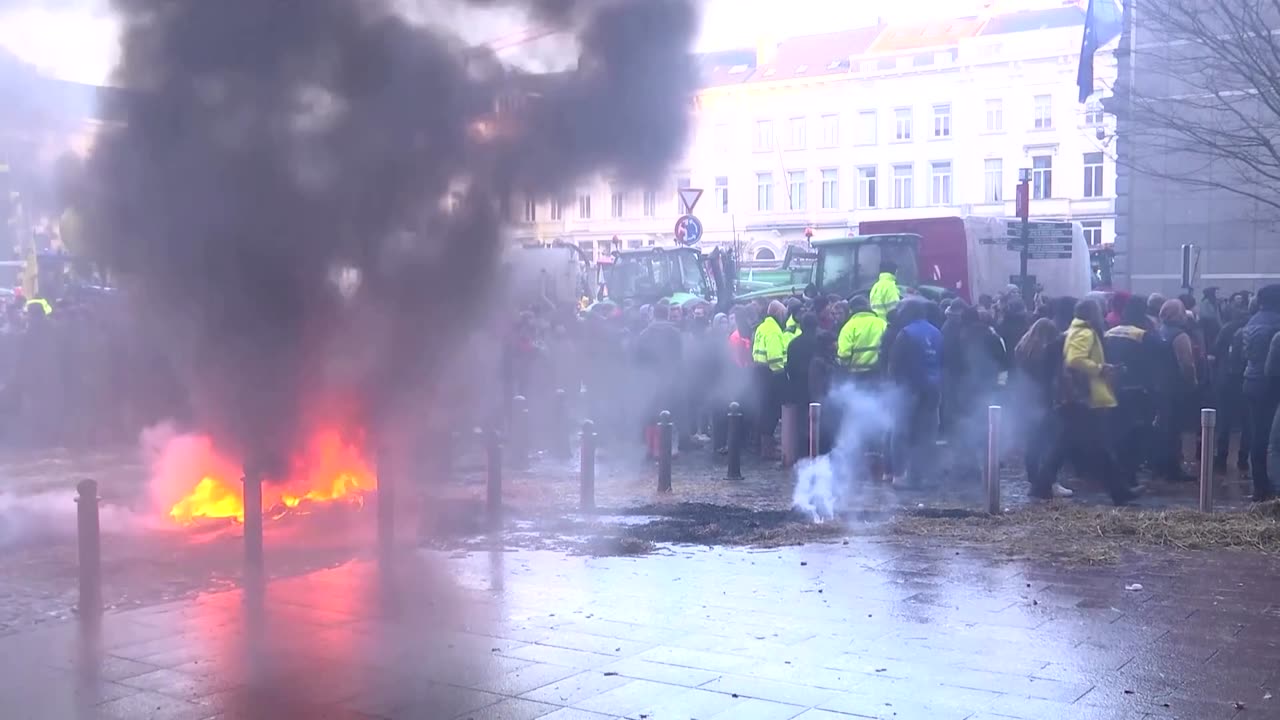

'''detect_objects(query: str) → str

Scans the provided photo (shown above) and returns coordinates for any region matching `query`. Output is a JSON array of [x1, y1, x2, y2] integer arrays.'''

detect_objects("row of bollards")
[[68, 402, 1225, 620]]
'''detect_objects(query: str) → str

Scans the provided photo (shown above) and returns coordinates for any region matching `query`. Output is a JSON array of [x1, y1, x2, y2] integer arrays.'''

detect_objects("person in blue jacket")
[[888, 298, 942, 488]]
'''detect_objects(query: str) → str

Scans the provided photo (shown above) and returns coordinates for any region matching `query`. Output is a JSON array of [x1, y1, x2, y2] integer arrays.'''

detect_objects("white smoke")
[[0, 488, 146, 549], [792, 382, 904, 522]]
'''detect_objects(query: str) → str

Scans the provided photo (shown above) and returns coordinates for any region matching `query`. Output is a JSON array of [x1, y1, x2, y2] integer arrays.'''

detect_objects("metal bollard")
[[553, 389, 571, 460], [486, 428, 503, 528], [985, 405, 1002, 515], [808, 402, 822, 459], [242, 470, 264, 575], [657, 410, 673, 493], [75, 479, 101, 616], [377, 450, 394, 551], [727, 402, 743, 480], [1200, 408, 1217, 513], [580, 420, 596, 511], [510, 395, 529, 470], [439, 429, 455, 485]]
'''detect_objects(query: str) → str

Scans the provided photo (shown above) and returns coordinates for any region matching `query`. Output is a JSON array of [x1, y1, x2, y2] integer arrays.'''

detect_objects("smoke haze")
[[79, 0, 699, 469], [793, 384, 903, 522]]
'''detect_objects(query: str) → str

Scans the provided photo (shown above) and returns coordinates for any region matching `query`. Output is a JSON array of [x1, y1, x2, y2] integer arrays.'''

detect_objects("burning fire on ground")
[[157, 428, 376, 525]]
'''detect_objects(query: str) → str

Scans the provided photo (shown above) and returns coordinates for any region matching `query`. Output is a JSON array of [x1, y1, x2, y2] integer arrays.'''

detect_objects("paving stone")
[[520, 670, 633, 707], [697, 674, 839, 707], [5, 539, 1280, 720], [453, 697, 563, 720]]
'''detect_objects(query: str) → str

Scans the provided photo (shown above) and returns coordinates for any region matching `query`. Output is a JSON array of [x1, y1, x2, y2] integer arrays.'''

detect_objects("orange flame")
[[167, 429, 376, 525]]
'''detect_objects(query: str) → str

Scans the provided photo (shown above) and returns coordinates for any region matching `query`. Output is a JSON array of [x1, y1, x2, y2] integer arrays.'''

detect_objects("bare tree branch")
[[1119, 0, 1280, 215]]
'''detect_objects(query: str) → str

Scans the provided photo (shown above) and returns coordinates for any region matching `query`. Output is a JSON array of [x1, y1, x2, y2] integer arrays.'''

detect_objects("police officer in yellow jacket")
[[753, 300, 789, 459], [753, 300, 788, 373], [838, 296, 887, 375], [870, 261, 902, 316]]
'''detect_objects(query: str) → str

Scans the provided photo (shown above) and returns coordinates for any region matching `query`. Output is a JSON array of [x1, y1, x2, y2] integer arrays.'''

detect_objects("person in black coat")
[[784, 313, 821, 457]]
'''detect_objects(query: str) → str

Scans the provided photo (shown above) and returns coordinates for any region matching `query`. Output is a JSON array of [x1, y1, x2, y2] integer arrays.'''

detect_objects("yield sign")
[[678, 187, 703, 214]]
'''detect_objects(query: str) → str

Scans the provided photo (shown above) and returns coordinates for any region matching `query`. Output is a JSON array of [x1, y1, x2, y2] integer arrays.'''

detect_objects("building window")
[[714, 122, 731, 156], [642, 190, 656, 217], [820, 168, 839, 209], [550, 199, 563, 220], [1085, 97, 1104, 126], [755, 247, 777, 261], [523, 199, 537, 223], [1032, 155, 1053, 199], [1083, 152, 1104, 198], [984, 159, 1003, 203], [892, 164, 913, 209], [894, 107, 912, 141], [1081, 220, 1104, 247], [788, 170, 807, 210], [820, 114, 839, 147], [857, 166, 877, 209], [985, 99, 1003, 132], [610, 188, 624, 218], [755, 120, 774, 151], [932, 103, 951, 138], [756, 172, 773, 211], [788, 117, 806, 149], [856, 110, 877, 145], [930, 161, 952, 205], [1033, 94, 1053, 130], [715, 176, 729, 214], [578, 193, 591, 219]]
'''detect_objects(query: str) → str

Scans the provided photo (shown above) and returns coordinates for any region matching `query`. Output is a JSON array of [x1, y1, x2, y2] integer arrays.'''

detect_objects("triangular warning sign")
[[678, 187, 703, 214]]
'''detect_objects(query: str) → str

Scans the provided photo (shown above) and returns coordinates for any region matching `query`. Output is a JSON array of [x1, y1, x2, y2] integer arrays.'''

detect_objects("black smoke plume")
[[82, 0, 698, 469]]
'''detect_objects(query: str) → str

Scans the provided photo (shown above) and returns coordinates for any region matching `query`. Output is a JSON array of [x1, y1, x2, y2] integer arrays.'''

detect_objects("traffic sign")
[[1006, 221, 1073, 240], [1029, 251, 1071, 260], [1007, 241, 1071, 249], [678, 188, 703, 214], [674, 215, 703, 245]]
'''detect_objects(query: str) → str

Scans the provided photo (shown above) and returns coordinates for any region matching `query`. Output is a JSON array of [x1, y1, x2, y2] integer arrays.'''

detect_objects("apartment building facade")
[[511, 2, 1119, 264]]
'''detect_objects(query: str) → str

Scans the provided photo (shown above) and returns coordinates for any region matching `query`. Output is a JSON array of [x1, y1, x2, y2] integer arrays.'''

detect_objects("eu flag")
[[1077, 0, 1097, 103]]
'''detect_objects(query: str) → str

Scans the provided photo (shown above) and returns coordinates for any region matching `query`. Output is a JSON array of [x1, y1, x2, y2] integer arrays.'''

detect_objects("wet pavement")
[[0, 439, 1268, 636], [1, 441, 1278, 718], [3, 540, 1280, 719]]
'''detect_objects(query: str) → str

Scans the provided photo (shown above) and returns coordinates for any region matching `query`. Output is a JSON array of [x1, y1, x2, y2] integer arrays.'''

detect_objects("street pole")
[[1017, 168, 1032, 301]]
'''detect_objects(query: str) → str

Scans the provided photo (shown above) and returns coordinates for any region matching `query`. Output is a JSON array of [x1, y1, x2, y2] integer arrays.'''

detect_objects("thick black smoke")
[[83, 0, 698, 469]]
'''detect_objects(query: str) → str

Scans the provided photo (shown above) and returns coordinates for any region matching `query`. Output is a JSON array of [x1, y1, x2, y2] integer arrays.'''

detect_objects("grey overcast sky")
[[0, 0, 1012, 85]]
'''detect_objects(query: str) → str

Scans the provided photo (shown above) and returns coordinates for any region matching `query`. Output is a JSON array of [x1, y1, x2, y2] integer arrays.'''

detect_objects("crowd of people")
[[502, 262, 1280, 507], [0, 291, 176, 449]]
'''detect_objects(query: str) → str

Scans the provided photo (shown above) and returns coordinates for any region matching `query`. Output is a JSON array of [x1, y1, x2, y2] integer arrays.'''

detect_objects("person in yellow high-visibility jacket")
[[753, 300, 789, 459], [870, 261, 902, 316], [753, 300, 787, 373], [838, 297, 887, 375]]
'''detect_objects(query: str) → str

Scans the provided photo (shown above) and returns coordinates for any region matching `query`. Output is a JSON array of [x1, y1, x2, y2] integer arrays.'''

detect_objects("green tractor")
[[595, 245, 735, 312], [733, 233, 949, 304]]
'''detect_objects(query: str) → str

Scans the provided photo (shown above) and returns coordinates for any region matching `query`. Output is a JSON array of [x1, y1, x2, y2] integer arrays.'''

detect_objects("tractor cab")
[[734, 233, 929, 302], [813, 234, 922, 299], [598, 246, 718, 307]]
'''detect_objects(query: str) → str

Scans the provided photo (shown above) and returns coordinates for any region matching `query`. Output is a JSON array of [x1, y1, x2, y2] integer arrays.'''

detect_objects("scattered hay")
[[887, 501, 1280, 564]]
